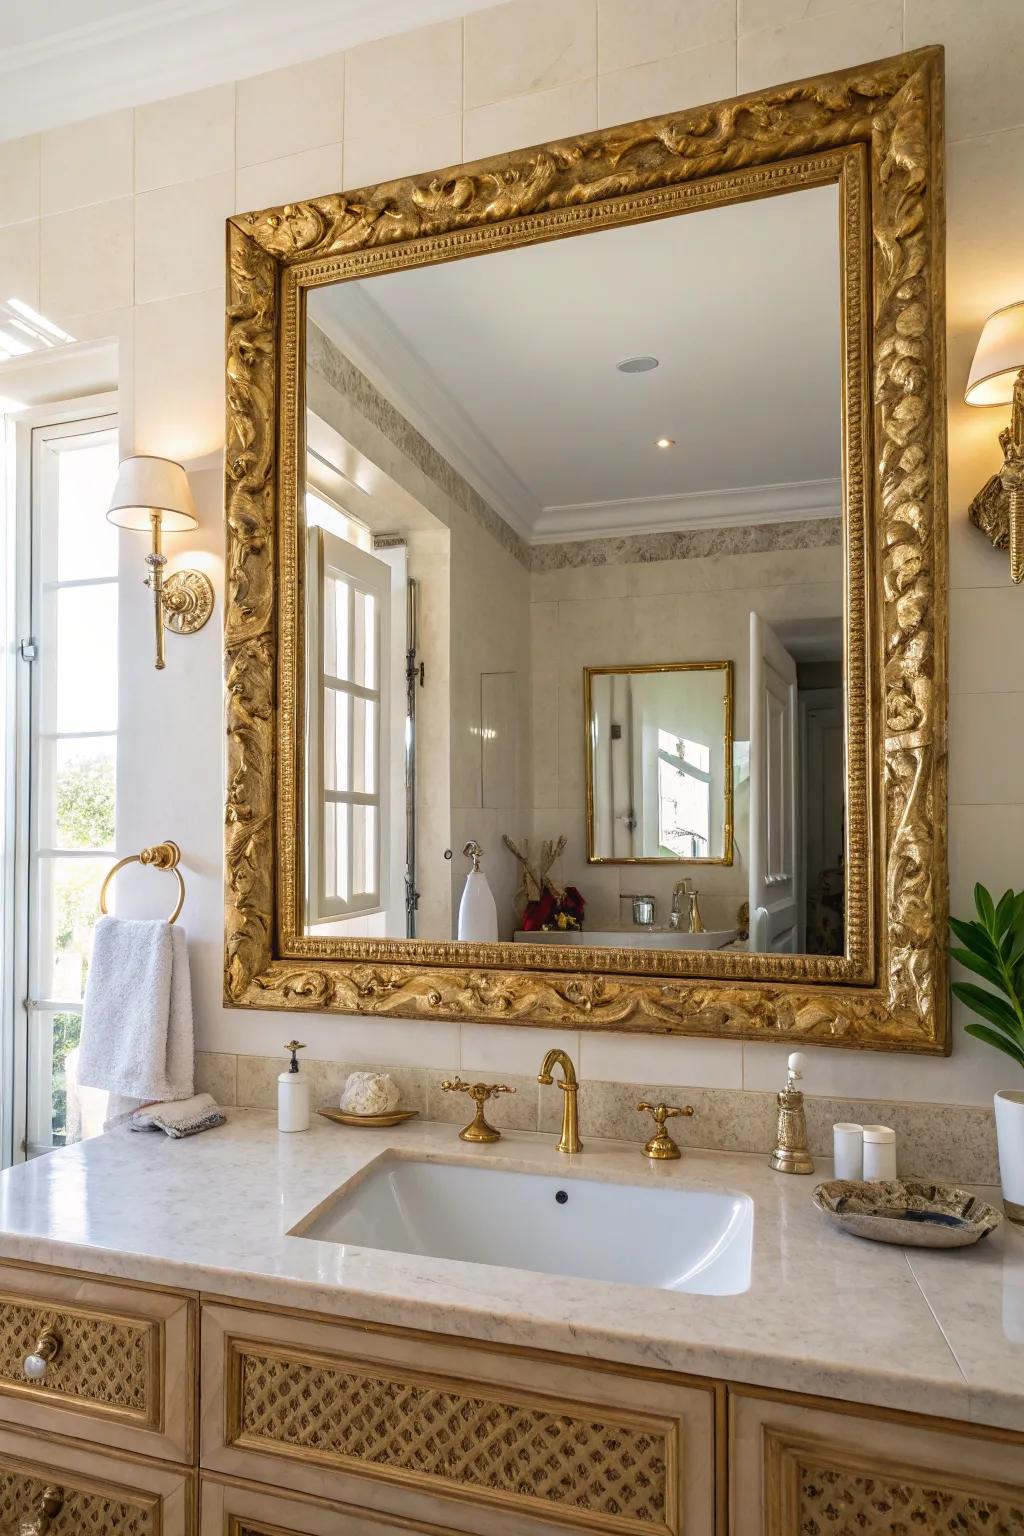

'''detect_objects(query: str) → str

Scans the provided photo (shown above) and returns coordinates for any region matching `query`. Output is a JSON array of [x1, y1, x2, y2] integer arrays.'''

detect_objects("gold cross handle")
[[441, 1078, 515, 1143], [636, 1101, 695, 1160]]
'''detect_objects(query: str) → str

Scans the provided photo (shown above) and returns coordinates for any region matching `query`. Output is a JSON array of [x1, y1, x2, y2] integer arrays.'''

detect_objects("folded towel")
[[77, 916, 194, 1104], [129, 1094, 225, 1139]]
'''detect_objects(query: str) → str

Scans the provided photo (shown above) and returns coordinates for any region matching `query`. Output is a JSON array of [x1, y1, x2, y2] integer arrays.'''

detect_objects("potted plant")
[[950, 884, 1024, 1222]]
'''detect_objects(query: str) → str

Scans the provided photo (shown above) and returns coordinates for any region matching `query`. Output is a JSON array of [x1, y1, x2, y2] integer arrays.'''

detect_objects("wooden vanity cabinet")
[[728, 1389, 1024, 1535]]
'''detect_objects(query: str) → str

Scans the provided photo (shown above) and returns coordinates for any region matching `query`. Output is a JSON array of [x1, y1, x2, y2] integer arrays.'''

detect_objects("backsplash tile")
[[207, 1051, 999, 1186]]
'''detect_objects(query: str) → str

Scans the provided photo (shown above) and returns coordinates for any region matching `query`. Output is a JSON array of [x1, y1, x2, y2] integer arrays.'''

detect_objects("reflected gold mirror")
[[224, 47, 948, 1052]]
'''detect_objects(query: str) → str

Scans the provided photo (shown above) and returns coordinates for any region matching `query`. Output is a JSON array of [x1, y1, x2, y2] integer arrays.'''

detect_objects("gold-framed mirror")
[[224, 47, 948, 1052], [583, 662, 734, 868]]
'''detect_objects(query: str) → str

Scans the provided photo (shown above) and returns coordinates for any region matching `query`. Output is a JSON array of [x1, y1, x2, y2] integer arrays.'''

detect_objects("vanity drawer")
[[202, 1301, 716, 1536], [0, 1262, 195, 1463], [201, 1474, 476, 1535], [729, 1389, 1024, 1535], [0, 1421, 194, 1534]]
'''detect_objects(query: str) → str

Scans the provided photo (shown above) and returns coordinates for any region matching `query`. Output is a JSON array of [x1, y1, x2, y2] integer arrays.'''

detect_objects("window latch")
[[18, 638, 37, 662]]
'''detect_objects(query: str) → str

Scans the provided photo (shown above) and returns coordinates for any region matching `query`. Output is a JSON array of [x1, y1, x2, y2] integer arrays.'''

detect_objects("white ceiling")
[[310, 185, 843, 542], [0, 0, 494, 142]]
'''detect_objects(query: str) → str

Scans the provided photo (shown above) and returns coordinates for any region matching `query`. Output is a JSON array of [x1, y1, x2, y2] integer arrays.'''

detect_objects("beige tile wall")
[[2, 0, 1022, 1109]]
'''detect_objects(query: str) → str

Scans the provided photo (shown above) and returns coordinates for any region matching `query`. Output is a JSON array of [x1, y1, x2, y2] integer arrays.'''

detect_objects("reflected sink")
[[293, 1156, 753, 1294], [514, 929, 736, 950]]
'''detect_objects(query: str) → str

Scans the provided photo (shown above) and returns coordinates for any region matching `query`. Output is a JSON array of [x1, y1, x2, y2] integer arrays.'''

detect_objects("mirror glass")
[[585, 663, 732, 864], [302, 180, 845, 958]]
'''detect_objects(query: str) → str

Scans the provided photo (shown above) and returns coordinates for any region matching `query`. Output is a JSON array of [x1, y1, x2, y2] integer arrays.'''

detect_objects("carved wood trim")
[[223, 48, 948, 1051]]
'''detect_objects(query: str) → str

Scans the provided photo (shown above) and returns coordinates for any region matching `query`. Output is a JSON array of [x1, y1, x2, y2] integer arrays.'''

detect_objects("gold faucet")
[[537, 1049, 582, 1153]]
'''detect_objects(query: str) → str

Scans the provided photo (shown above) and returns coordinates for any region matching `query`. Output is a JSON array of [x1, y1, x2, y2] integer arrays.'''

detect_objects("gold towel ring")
[[99, 841, 185, 925]]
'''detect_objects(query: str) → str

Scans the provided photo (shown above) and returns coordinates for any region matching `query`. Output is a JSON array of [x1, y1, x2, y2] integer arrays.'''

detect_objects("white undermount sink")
[[292, 1155, 754, 1295]]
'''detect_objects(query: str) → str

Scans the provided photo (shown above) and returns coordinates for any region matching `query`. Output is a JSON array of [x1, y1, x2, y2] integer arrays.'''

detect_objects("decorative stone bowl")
[[813, 1179, 1003, 1248], [339, 1071, 401, 1117]]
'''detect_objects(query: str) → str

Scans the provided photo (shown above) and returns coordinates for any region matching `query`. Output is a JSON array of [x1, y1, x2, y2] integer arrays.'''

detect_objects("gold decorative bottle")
[[769, 1052, 814, 1175]]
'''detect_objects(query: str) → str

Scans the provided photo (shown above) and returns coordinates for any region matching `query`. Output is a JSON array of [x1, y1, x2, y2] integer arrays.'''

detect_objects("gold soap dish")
[[317, 1107, 419, 1129]]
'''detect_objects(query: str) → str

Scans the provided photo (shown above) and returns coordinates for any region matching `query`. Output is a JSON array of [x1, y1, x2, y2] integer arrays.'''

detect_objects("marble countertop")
[[0, 1110, 1021, 1431]]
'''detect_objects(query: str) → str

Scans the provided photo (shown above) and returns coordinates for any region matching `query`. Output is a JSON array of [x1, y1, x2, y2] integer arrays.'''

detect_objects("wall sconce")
[[966, 300, 1024, 583], [106, 455, 214, 670]]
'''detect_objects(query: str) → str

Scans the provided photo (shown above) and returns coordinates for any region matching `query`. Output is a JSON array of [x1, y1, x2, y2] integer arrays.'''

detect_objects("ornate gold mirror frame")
[[224, 47, 948, 1052], [583, 662, 735, 866]]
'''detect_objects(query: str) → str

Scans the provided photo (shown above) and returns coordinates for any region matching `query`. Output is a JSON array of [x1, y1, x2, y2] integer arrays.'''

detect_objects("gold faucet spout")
[[537, 1049, 582, 1153]]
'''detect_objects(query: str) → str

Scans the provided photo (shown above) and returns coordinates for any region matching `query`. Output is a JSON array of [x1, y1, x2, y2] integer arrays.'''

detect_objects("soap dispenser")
[[769, 1051, 814, 1174], [278, 1040, 310, 1133]]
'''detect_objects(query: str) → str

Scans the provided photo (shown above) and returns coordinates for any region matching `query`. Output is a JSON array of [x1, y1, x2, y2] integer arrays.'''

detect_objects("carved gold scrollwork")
[[224, 49, 948, 1052]]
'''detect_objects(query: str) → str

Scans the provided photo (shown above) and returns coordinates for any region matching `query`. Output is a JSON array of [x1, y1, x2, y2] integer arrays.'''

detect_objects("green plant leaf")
[[963, 1022, 1024, 1070], [975, 882, 996, 932], [951, 981, 1024, 1039], [949, 915, 1001, 961], [995, 888, 1017, 936], [950, 946, 1009, 993]]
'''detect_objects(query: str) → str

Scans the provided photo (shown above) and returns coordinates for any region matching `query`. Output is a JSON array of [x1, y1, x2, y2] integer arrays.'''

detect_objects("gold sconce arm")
[[1002, 371, 1024, 584], [441, 1077, 515, 1143]]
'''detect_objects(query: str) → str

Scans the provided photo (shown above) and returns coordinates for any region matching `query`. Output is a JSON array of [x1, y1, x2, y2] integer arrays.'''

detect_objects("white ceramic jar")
[[832, 1122, 864, 1181], [861, 1124, 897, 1181], [994, 1089, 1024, 1223]]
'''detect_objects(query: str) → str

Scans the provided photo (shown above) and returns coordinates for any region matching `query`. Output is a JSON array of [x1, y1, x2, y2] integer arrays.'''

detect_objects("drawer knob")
[[22, 1326, 62, 1381], [19, 1486, 63, 1535]]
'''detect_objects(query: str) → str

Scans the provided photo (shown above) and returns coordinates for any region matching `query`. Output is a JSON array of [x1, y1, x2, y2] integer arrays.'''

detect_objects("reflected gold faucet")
[[537, 1049, 582, 1154]]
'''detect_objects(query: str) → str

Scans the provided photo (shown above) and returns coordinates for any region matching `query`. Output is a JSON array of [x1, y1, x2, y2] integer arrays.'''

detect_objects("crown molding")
[[529, 478, 842, 543]]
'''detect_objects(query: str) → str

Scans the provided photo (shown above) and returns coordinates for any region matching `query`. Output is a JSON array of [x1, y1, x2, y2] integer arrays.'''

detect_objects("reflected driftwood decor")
[[224, 48, 948, 1051]]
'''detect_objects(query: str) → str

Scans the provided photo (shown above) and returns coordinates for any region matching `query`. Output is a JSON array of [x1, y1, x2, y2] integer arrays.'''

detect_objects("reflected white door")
[[749, 613, 800, 953]]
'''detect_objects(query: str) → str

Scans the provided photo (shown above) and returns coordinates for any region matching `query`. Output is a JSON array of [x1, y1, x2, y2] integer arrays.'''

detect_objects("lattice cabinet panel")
[[0, 1425, 192, 1536], [0, 1262, 194, 1463], [201, 1302, 717, 1536], [730, 1389, 1024, 1536]]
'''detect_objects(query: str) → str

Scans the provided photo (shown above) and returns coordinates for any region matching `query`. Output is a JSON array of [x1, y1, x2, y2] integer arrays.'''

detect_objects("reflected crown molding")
[[531, 477, 842, 543]]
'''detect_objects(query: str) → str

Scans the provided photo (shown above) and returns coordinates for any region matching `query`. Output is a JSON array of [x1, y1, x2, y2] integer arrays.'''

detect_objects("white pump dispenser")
[[278, 1040, 311, 1133]]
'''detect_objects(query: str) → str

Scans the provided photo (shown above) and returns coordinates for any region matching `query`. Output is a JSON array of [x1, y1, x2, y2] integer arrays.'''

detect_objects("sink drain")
[[555, 1190, 569, 1204]]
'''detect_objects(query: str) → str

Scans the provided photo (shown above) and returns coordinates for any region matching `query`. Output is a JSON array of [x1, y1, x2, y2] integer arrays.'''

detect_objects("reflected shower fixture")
[[106, 455, 214, 670], [966, 300, 1024, 583]]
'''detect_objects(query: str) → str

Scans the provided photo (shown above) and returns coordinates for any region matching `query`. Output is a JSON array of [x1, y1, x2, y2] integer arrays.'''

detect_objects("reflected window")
[[307, 514, 389, 923], [657, 730, 710, 858]]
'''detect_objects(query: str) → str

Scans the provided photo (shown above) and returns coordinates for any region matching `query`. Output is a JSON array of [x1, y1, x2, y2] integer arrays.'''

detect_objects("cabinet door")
[[0, 1422, 193, 1534], [202, 1301, 717, 1536], [730, 1389, 1024, 1535]]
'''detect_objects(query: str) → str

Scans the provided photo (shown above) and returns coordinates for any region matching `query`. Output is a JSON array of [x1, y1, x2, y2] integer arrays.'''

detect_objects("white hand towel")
[[77, 916, 195, 1103]]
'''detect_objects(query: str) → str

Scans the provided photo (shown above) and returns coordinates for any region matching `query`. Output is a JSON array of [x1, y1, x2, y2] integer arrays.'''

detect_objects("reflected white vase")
[[994, 1089, 1024, 1223], [458, 869, 498, 942]]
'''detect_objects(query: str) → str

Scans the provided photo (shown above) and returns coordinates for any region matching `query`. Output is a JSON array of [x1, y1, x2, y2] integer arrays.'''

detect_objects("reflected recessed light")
[[655, 437, 675, 449], [617, 355, 659, 373]]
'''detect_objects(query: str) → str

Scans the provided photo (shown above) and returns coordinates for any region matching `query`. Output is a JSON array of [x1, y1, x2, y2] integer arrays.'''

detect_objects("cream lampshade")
[[106, 454, 198, 532], [106, 454, 212, 669], [965, 301, 1024, 407]]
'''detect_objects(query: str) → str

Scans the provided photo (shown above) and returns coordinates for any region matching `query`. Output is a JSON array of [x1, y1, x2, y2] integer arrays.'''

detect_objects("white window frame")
[[306, 524, 390, 925], [5, 399, 118, 1162]]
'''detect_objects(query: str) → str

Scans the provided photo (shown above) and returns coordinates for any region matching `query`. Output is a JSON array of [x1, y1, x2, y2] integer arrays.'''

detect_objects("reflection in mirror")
[[584, 663, 733, 864], [303, 179, 845, 958]]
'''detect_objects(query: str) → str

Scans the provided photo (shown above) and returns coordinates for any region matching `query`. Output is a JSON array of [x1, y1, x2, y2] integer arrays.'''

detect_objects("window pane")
[[34, 856, 107, 1003], [323, 687, 350, 792], [351, 695, 377, 795], [52, 584, 118, 733], [323, 802, 350, 904], [36, 737, 116, 850], [353, 587, 377, 689], [47, 1011, 81, 1148], [352, 804, 377, 899], [324, 572, 350, 680], [57, 438, 118, 580]]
